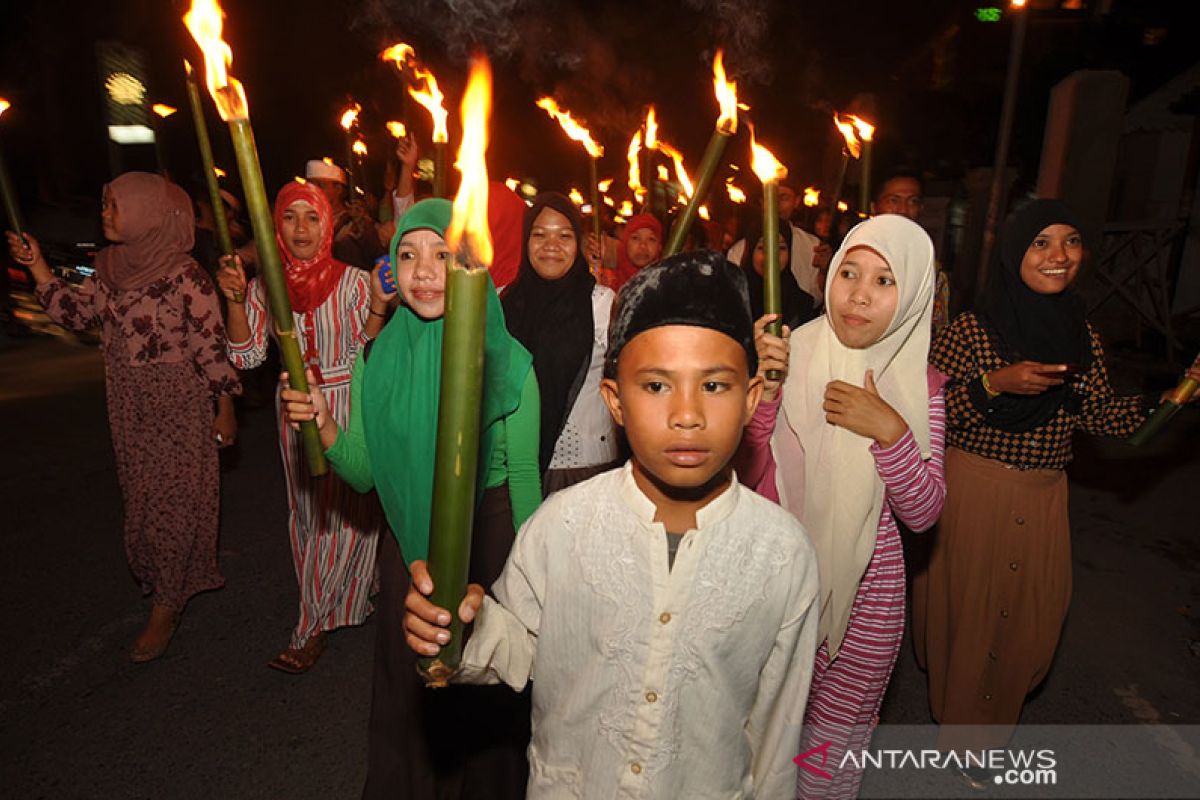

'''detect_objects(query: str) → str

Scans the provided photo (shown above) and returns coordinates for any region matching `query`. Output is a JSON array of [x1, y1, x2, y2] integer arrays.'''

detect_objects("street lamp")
[[977, 0, 1029, 298]]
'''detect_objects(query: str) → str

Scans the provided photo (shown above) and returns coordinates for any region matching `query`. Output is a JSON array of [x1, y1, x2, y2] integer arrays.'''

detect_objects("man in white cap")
[[304, 158, 384, 270]]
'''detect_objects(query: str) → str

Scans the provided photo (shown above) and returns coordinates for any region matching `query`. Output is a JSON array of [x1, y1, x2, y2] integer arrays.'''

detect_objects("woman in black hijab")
[[912, 199, 1196, 786], [738, 215, 819, 331], [502, 193, 619, 493]]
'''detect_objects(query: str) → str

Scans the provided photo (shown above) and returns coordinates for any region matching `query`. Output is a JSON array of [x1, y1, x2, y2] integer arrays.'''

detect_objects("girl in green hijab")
[[282, 198, 539, 800]]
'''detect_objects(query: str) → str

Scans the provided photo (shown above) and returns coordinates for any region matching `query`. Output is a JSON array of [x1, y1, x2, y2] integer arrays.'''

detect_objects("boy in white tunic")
[[405, 251, 820, 799]]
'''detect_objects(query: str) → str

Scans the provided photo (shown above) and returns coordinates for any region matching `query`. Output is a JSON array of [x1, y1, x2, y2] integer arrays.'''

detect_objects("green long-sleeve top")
[[327, 352, 543, 544]]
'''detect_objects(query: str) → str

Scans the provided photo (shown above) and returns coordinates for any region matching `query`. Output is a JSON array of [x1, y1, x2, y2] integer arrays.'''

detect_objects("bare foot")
[[130, 605, 180, 663]]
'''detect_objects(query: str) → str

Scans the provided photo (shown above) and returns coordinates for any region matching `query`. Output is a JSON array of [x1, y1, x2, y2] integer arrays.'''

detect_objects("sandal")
[[130, 606, 180, 663], [267, 632, 327, 674]]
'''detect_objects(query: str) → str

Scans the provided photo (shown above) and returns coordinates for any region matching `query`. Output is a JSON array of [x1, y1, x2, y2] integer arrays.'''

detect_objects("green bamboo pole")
[[1128, 374, 1198, 447], [344, 132, 358, 199], [859, 138, 873, 215], [225, 108, 327, 476], [588, 156, 602, 244], [663, 128, 732, 256], [762, 180, 783, 380], [184, 67, 234, 258], [421, 260, 489, 686], [432, 141, 448, 198]]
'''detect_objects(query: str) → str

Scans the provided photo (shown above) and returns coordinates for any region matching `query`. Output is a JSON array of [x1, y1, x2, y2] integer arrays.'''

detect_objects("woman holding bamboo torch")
[[8, 173, 241, 662], [280, 199, 539, 799], [913, 200, 1199, 785], [503, 192, 620, 493], [218, 180, 386, 674]]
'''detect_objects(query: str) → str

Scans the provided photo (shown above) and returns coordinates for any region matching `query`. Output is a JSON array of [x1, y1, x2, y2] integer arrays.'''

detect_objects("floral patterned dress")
[[38, 264, 241, 610]]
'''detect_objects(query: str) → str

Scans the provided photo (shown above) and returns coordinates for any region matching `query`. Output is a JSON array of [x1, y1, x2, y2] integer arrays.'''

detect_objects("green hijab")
[[364, 199, 533, 564]]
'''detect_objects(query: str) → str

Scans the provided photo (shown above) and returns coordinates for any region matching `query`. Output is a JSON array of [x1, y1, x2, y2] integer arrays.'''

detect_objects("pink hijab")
[[95, 172, 196, 292]]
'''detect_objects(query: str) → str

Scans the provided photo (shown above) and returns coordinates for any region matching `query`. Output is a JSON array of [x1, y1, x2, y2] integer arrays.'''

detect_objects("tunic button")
[[659, 612, 671, 624], [988, 651, 997, 660], [631, 763, 642, 775], [1009, 562, 1018, 571], [984, 693, 993, 701], [1015, 517, 1025, 525], [1000, 609, 1009, 618], [646, 691, 658, 703]]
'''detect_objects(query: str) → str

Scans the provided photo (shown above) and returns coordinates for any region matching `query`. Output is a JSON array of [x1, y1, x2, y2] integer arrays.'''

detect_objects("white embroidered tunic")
[[458, 464, 821, 799]]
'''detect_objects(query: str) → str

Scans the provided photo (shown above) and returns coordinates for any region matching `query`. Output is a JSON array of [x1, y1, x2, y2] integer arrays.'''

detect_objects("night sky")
[[0, 0, 1192, 239]]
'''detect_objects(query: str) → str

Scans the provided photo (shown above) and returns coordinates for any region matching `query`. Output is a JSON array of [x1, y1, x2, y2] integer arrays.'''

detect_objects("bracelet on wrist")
[[369, 308, 388, 318], [980, 371, 1000, 399]]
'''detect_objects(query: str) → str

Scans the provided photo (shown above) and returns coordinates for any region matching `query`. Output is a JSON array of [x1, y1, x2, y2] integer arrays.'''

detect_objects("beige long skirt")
[[912, 446, 1072, 749]]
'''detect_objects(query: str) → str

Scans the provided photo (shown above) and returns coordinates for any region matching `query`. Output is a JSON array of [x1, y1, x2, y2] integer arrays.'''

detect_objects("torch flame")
[[598, 178, 613, 193], [833, 113, 863, 159], [726, 180, 747, 204], [183, 0, 249, 121], [386, 120, 407, 139], [750, 129, 788, 185], [837, 200, 849, 212], [214, 167, 227, 178], [644, 106, 658, 150], [445, 56, 492, 267], [848, 114, 874, 143], [656, 140, 694, 199], [0, 98, 10, 118], [656, 165, 669, 181], [712, 50, 739, 134], [352, 139, 367, 157], [536, 97, 604, 159], [803, 186, 820, 207], [152, 103, 178, 118], [568, 188, 585, 206], [699, 205, 710, 221], [381, 43, 449, 143], [340, 103, 360, 132], [504, 177, 519, 191], [627, 130, 645, 201], [619, 200, 633, 217]]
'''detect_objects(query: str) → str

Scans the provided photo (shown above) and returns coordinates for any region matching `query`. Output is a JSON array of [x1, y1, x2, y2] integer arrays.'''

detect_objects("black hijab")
[[739, 216, 819, 330], [501, 192, 596, 473], [977, 198, 1092, 432]]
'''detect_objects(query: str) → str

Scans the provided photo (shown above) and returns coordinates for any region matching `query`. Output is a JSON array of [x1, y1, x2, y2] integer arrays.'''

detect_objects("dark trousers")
[[362, 485, 531, 800]]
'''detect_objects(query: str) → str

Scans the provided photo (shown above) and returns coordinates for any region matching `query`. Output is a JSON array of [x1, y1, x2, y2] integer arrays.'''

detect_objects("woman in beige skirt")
[[914, 199, 1198, 784]]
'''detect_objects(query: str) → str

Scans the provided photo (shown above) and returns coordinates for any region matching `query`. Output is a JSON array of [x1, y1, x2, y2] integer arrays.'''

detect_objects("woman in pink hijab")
[[7, 172, 241, 662]]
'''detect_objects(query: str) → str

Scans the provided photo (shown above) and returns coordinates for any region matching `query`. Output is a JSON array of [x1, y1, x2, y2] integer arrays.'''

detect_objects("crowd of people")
[[8, 124, 1199, 799]]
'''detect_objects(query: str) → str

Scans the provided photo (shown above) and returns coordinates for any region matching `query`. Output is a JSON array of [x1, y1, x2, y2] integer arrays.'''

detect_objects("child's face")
[[395, 229, 449, 319], [825, 245, 898, 349], [600, 325, 762, 492], [279, 201, 323, 261]]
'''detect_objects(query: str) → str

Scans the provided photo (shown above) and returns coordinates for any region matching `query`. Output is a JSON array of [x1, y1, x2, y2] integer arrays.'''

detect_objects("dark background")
[[0, 0, 1192, 235]]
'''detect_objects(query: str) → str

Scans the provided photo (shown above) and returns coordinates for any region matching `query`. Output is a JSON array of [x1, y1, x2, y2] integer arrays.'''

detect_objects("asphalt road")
[[2, 333, 1197, 799]]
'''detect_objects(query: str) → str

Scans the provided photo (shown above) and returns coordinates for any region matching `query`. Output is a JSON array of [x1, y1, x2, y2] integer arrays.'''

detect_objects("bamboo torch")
[[422, 55, 494, 687], [627, 129, 646, 208], [663, 49, 740, 256], [0, 98, 25, 238], [339, 102, 361, 198], [853, 116, 875, 215], [1128, 354, 1200, 446], [828, 112, 862, 228], [184, 0, 326, 476], [535, 97, 605, 244], [382, 44, 450, 197], [750, 130, 787, 381], [151, 103, 177, 178], [184, 61, 234, 258]]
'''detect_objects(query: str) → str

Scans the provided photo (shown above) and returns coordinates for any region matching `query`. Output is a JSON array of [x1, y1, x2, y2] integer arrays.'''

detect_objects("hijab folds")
[[501, 192, 596, 473], [775, 215, 936, 656], [95, 172, 197, 292], [273, 180, 348, 315], [613, 213, 663, 293]]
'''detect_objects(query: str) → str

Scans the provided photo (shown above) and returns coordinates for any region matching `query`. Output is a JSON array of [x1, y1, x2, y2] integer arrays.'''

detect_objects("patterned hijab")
[[95, 172, 196, 292], [273, 180, 348, 315], [776, 215, 936, 657]]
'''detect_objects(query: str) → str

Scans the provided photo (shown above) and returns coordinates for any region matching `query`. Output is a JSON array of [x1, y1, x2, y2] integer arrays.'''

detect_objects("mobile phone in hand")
[[376, 255, 396, 294]]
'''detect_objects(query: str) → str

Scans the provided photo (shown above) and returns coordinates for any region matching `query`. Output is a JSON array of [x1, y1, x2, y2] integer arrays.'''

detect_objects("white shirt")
[[458, 464, 820, 799], [548, 286, 619, 471], [728, 223, 824, 302]]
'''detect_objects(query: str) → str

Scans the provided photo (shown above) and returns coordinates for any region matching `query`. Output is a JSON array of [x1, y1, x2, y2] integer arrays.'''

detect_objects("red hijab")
[[487, 181, 527, 289], [273, 180, 348, 314], [95, 172, 196, 292], [613, 213, 663, 293]]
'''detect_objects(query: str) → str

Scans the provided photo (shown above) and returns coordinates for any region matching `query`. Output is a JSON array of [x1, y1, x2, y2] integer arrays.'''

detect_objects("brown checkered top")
[[931, 312, 1154, 471]]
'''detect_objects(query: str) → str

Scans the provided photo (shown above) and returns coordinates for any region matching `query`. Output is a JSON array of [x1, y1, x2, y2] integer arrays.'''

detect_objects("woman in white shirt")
[[502, 192, 620, 494]]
